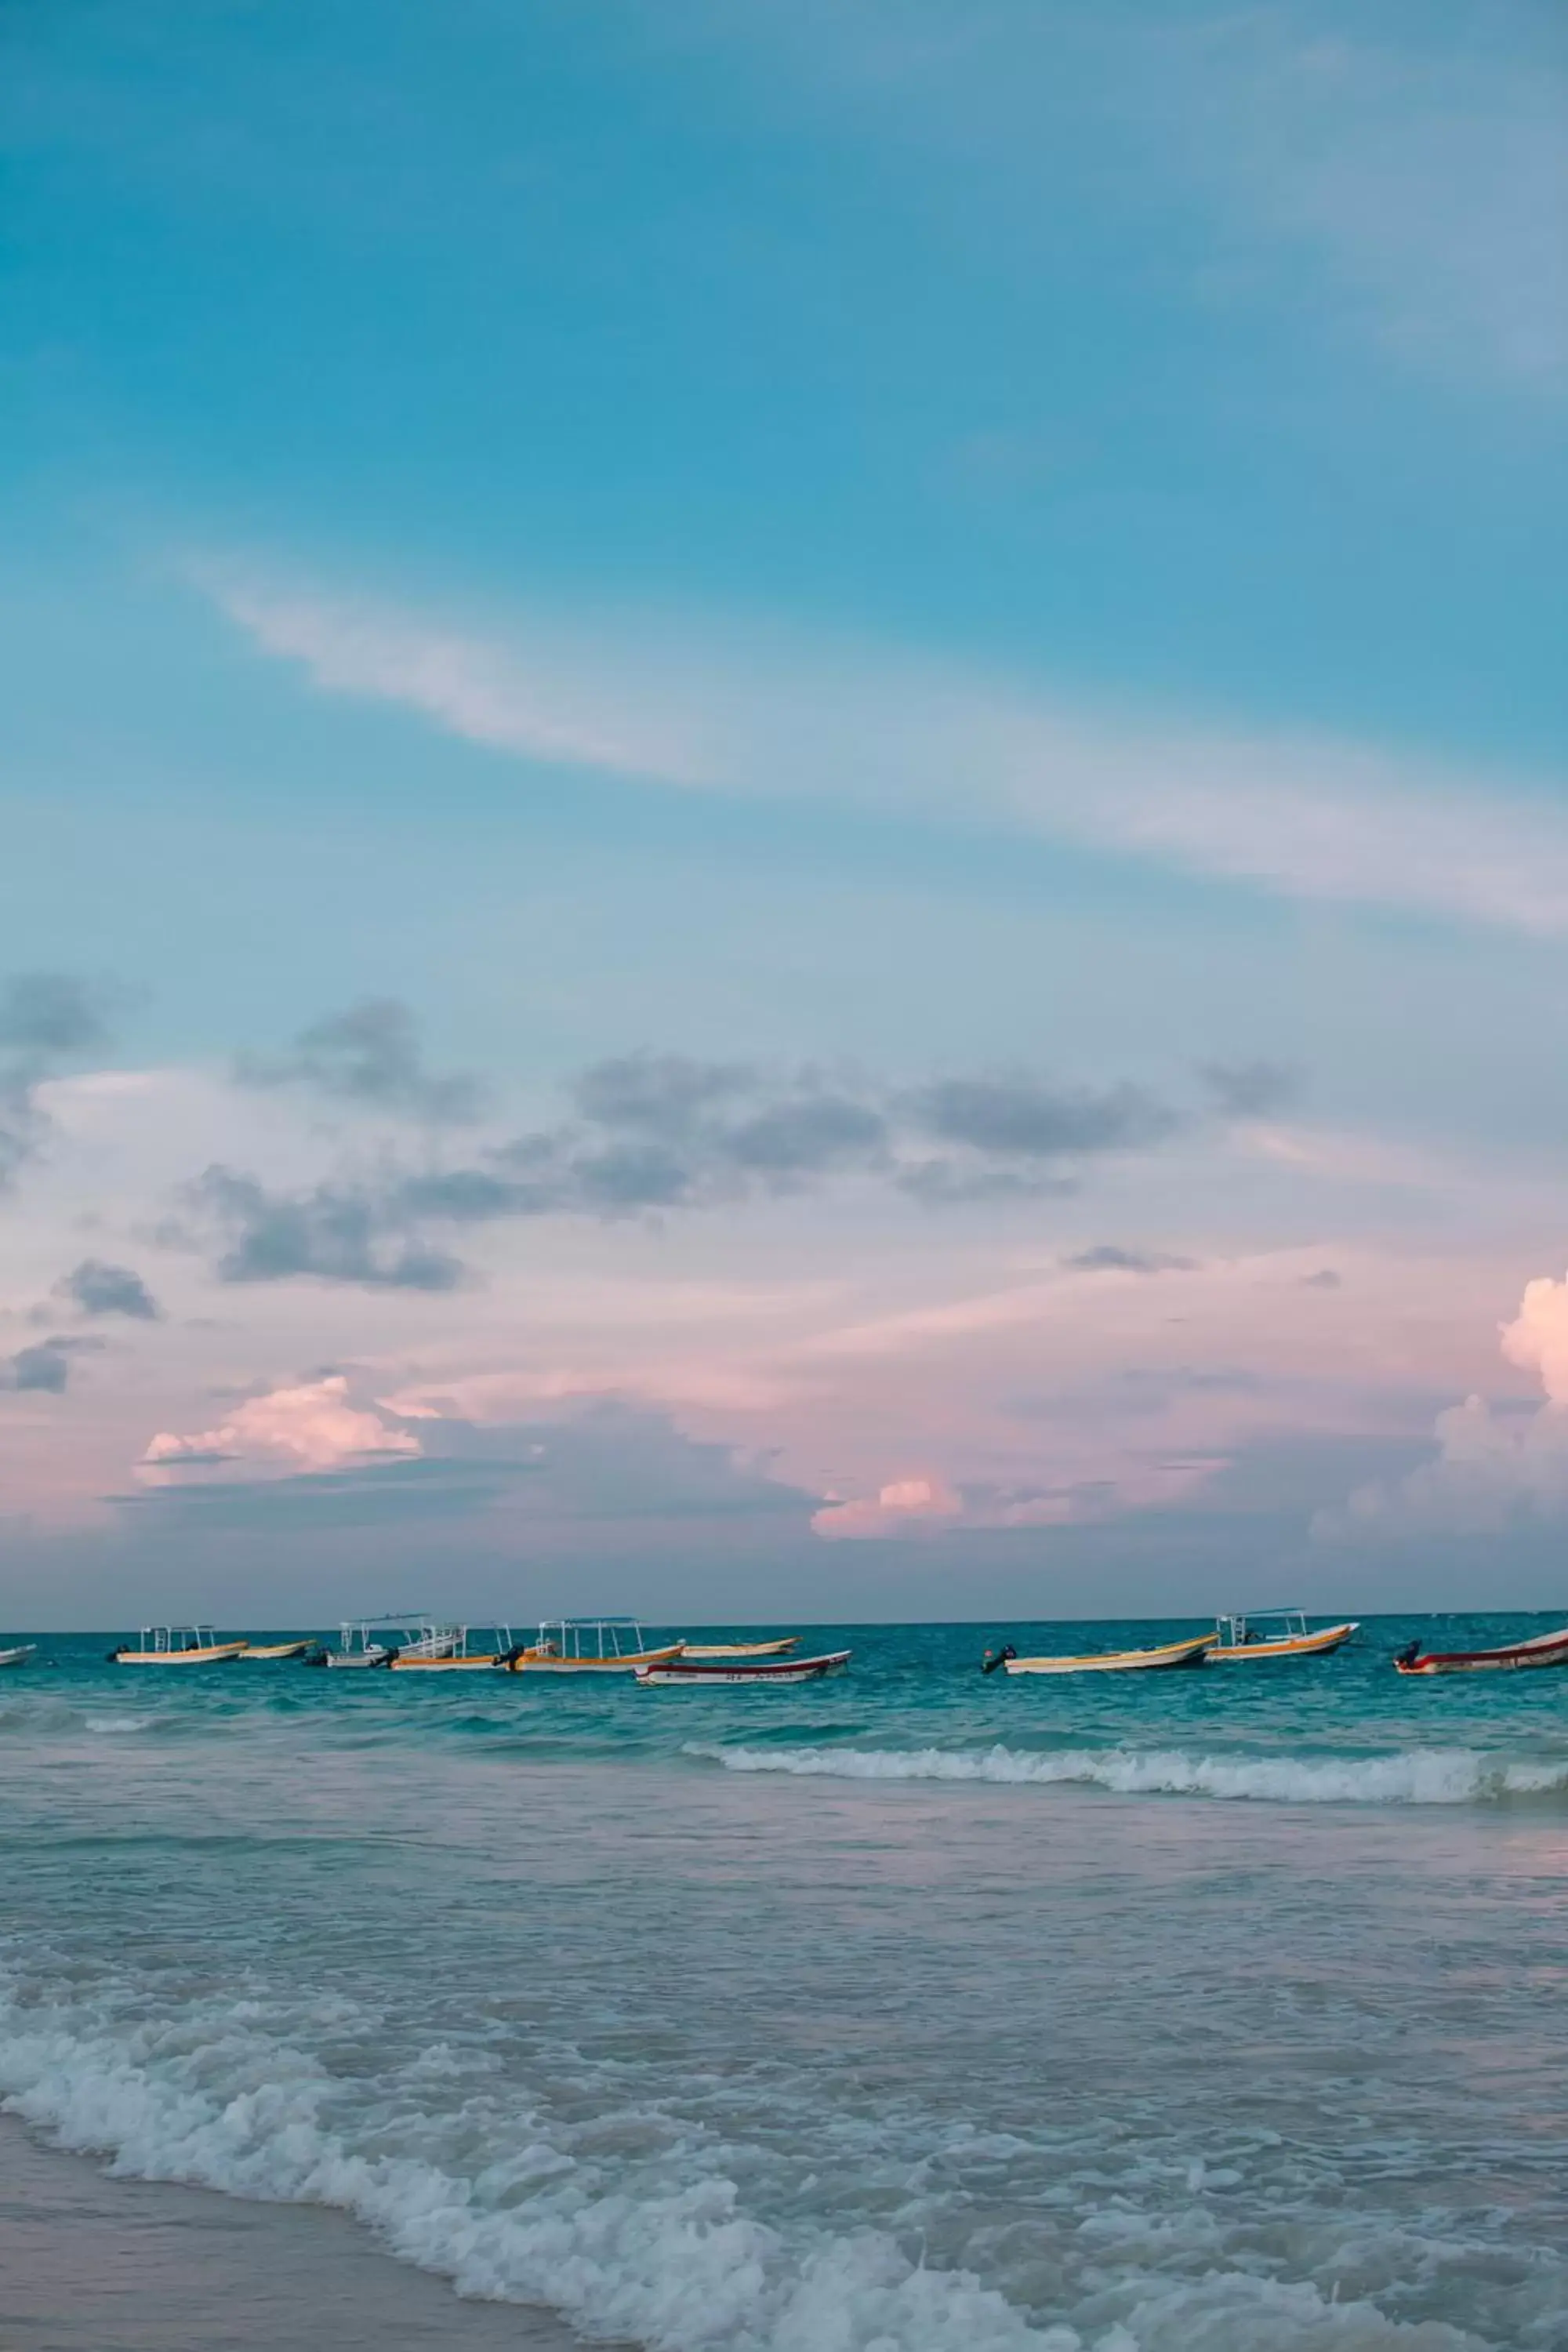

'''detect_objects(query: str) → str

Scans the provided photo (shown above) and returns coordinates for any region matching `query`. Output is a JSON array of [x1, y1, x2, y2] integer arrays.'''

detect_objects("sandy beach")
[[0, 2117, 581, 2352]]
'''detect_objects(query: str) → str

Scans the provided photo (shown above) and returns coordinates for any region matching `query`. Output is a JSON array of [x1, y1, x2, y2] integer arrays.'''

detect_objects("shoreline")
[[0, 2114, 586, 2352]]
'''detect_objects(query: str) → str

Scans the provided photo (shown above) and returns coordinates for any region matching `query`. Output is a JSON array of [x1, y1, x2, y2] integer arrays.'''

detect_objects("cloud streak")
[[56, 1260, 162, 1320], [183, 1046, 1186, 1288], [238, 997, 485, 1124], [0, 972, 115, 1191], [205, 572, 1568, 936]]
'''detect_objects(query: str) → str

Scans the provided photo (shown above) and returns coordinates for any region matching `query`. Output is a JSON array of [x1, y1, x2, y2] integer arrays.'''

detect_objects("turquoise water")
[[2, 1617, 1566, 2349]]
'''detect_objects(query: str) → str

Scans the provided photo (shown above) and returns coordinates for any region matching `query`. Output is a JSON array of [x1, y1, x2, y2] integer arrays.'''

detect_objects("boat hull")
[[390, 1653, 506, 1671], [1210, 1621, 1359, 1661], [238, 1641, 312, 1661], [1396, 1627, 1568, 1675], [0, 1644, 36, 1668], [636, 1650, 849, 1686], [505, 1644, 686, 1674], [325, 1648, 393, 1668], [1004, 1634, 1214, 1675], [115, 1643, 248, 1665]]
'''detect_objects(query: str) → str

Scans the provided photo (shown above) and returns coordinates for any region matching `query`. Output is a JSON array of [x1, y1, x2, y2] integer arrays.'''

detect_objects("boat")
[[1393, 1624, 1568, 1675], [0, 1643, 36, 1668], [679, 1636, 800, 1659], [321, 1615, 460, 1668], [238, 1639, 314, 1661], [635, 1650, 850, 1686], [390, 1624, 516, 1670], [502, 1617, 686, 1674], [111, 1626, 248, 1664], [1208, 1609, 1359, 1661], [991, 1631, 1215, 1675]]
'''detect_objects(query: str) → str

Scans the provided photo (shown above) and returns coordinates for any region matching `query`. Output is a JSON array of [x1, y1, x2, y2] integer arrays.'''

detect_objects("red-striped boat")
[[1394, 1624, 1568, 1675], [634, 1650, 850, 1686]]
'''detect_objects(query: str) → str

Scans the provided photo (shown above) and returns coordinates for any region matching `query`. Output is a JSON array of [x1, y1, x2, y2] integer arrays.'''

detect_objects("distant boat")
[[1394, 1624, 1568, 1675], [679, 1637, 800, 1659], [321, 1615, 460, 1668], [990, 1632, 1214, 1675], [111, 1626, 247, 1664], [389, 1624, 516, 1670], [1209, 1610, 1359, 1661], [238, 1639, 314, 1661], [634, 1650, 849, 1686], [503, 1617, 685, 1674], [0, 1642, 36, 1668]]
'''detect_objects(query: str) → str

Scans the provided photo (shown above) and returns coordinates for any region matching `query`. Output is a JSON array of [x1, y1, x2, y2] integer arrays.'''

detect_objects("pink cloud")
[[813, 1473, 963, 1541], [141, 1376, 421, 1479]]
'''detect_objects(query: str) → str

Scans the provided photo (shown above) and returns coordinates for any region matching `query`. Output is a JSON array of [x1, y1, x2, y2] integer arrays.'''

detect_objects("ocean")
[[2, 1617, 1566, 2351]]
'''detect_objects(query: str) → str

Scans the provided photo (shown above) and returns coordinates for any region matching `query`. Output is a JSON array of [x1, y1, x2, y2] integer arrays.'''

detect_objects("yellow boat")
[[679, 1637, 799, 1659], [1207, 1610, 1359, 1661], [112, 1625, 248, 1665], [238, 1639, 313, 1661], [994, 1632, 1215, 1675], [503, 1617, 687, 1674], [390, 1624, 514, 1670]]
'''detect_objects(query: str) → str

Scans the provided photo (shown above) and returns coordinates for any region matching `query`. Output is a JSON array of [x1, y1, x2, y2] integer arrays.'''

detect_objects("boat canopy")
[[534, 1616, 654, 1660], [339, 1610, 445, 1645], [1215, 1608, 1311, 1646], [137, 1624, 222, 1653]]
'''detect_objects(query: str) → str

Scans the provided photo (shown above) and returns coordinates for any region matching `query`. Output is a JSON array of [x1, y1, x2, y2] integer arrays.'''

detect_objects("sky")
[[2, 0, 1566, 1628]]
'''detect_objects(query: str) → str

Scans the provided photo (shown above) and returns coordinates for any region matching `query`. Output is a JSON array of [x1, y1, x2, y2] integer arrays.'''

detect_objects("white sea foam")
[[82, 1714, 153, 1734], [685, 1740, 1568, 1806], [0, 1977, 1495, 2352]]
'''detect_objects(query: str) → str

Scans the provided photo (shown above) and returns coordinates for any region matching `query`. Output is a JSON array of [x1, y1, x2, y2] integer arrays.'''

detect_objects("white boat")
[[635, 1650, 849, 1686], [112, 1625, 248, 1665], [1208, 1609, 1359, 1661], [237, 1639, 314, 1661], [503, 1617, 685, 1674], [0, 1643, 36, 1668], [991, 1632, 1215, 1675], [322, 1614, 460, 1668]]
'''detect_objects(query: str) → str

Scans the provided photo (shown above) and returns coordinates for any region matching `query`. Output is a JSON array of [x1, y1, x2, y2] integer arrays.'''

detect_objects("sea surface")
[[2, 1615, 1566, 2351]]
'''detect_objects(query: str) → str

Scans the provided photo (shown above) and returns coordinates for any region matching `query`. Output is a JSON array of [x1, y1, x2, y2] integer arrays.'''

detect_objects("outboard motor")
[[981, 1642, 1017, 1675], [1393, 1638, 1421, 1670]]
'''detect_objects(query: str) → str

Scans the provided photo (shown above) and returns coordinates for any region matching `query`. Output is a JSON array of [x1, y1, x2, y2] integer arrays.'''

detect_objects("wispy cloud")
[[203, 568, 1568, 935], [717, 0, 1568, 393]]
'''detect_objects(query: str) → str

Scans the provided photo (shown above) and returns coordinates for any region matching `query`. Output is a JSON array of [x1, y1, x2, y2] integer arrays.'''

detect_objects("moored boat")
[[390, 1624, 515, 1670], [238, 1639, 313, 1661], [322, 1615, 460, 1668], [992, 1631, 1215, 1676], [503, 1617, 684, 1673], [1208, 1610, 1359, 1661], [112, 1626, 248, 1665], [1393, 1624, 1568, 1675], [0, 1642, 36, 1668], [634, 1650, 849, 1686], [679, 1636, 800, 1659]]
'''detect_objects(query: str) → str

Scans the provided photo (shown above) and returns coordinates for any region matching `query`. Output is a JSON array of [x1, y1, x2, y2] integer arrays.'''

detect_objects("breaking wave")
[[0, 1973, 1494, 2352], [685, 1740, 1568, 1806]]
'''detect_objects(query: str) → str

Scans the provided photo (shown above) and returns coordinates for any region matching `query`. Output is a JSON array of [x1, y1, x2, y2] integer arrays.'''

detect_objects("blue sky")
[[2, 2, 1566, 1625]]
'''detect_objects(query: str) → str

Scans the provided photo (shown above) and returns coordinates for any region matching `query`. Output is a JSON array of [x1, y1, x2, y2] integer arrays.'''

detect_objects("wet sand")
[[0, 2117, 582, 2351]]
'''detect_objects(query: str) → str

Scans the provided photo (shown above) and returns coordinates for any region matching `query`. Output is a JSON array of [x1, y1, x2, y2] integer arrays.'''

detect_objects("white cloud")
[[202, 567, 1568, 936], [141, 1374, 421, 1479], [1317, 1271, 1568, 1541]]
